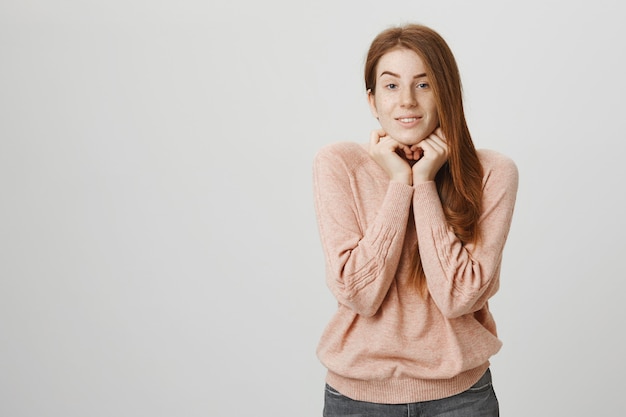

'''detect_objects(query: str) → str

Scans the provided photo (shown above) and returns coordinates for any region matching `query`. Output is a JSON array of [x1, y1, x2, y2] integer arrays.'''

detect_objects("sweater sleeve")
[[313, 145, 414, 317], [412, 152, 519, 318]]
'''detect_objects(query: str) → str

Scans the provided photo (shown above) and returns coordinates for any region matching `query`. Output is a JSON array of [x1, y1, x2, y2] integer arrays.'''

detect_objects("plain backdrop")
[[1, 1, 625, 416]]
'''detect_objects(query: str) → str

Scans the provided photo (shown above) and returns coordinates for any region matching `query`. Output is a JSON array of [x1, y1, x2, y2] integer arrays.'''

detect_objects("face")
[[368, 48, 439, 146]]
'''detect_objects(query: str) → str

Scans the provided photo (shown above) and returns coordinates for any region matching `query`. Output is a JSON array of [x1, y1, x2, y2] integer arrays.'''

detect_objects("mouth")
[[396, 116, 422, 125]]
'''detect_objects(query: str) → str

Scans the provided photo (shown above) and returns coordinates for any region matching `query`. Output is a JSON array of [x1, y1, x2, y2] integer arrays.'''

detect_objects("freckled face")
[[368, 48, 439, 146]]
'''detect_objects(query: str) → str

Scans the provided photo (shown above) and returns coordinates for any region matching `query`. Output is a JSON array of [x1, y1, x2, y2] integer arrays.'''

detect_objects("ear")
[[367, 89, 379, 119]]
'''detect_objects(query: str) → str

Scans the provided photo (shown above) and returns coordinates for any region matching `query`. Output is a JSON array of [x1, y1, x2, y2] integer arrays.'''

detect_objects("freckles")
[[379, 97, 393, 111]]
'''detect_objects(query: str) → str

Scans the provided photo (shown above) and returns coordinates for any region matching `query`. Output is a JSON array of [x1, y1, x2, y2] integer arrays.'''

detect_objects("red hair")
[[365, 24, 483, 295]]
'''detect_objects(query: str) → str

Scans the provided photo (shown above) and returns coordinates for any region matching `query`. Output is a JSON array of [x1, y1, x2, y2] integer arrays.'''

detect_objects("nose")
[[401, 88, 417, 107]]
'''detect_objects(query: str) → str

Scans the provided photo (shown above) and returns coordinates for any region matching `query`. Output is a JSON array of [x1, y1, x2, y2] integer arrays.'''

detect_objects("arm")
[[413, 153, 519, 318], [313, 145, 414, 317]]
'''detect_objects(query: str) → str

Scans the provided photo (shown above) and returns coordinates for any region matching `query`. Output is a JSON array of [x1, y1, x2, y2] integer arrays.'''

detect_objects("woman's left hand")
[[409, 128, 449, 184]]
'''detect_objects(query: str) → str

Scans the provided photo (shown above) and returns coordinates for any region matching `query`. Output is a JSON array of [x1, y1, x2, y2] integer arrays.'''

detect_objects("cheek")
[[428, 103, 439, 123], [376, 97, 395, 117]]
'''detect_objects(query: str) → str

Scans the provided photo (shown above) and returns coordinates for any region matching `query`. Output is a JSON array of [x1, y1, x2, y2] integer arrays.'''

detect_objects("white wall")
[[1, 1, 624, 416]]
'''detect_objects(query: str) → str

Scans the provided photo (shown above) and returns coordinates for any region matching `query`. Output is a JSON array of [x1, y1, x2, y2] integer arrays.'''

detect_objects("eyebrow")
[[379, 71, 427, 79]]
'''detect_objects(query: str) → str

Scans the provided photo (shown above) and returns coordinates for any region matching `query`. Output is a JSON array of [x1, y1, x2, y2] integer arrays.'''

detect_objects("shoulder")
[[314, 141, 370, 172], [477, 149, 519, 188], [478, 149, 518, 177], [477, 149, 516, 169]]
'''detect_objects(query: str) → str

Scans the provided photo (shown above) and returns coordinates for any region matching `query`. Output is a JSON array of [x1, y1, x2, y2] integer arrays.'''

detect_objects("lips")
[[395, 116, 422, 126]]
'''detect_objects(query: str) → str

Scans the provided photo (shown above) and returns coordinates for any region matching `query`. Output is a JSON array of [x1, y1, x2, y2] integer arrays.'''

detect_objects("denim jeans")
[[323, 368, 499, 417]]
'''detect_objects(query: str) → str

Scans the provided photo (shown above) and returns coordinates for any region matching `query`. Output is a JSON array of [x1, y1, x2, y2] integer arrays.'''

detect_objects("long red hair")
[[364, 24, 483, 295]]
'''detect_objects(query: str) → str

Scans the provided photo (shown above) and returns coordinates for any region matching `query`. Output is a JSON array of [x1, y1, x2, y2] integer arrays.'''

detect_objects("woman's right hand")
[[368, 129, 412, 185]]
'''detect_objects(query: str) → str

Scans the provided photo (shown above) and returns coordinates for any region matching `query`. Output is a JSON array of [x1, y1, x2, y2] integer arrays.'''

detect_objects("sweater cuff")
[[383, 181, 414, 229], [412, 181, 446, 225]]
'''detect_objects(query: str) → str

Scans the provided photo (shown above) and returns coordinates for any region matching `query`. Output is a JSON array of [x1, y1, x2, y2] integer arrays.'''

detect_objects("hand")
[[368, 129, 412, 185], [410, 128, 449, 184]]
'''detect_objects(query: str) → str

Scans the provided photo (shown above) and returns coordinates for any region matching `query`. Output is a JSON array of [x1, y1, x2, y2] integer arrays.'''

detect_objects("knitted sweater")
[[313, 141, 518, 404]]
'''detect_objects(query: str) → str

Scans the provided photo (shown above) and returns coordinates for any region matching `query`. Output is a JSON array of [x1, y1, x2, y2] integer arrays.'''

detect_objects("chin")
[[398, 136, 426, 147]]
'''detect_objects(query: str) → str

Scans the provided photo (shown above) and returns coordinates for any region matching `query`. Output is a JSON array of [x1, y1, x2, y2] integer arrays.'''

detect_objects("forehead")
[[376, 48, 426, 76]]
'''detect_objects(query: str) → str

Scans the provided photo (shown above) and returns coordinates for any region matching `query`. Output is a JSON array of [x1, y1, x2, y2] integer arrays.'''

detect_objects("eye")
[[385, 83, 398, 90], [416, 82, 430, 89]]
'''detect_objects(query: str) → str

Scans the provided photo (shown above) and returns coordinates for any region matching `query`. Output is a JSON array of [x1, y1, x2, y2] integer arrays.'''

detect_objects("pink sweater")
[[313, 142, 518, 403]]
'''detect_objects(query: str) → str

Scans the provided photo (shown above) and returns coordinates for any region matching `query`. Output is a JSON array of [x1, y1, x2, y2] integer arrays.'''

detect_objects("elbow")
[[334, 289, 383, 317], [329, 274, 386, 317], [434, 271, 496, 319], [438, 304, 472, 319], [342, 296, 382, 317], [353, 304, 381, 318], [434, 291, 483, 319], [332, 298, 381, 317]]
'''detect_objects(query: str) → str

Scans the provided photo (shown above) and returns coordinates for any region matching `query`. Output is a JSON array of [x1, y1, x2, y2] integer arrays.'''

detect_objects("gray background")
[[1, 0, 624, 416]]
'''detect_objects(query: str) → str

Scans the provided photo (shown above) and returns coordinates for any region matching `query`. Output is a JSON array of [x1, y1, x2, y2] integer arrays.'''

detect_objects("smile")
[[398, 118, 418, 123]]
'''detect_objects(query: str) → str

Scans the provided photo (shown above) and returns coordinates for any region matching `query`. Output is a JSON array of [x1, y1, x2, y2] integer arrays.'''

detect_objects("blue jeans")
[[323, 369, 499, 417]]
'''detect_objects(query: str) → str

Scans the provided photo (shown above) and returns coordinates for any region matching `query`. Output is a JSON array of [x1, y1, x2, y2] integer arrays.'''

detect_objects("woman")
[[313, 24, 518, 416]]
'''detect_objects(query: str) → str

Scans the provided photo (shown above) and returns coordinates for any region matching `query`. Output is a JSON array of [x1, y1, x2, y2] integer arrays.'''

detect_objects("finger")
[[415, 140, 433, 156], [423, 134, 448, 153], [422, 139, 444, 154], [428, 133, 447, 147], [408, 146, 424, 160], [409, 142, 426, 152], [369, 129, 388, 147], [416, 139, 444, 159], [398, 143, 411, 154]]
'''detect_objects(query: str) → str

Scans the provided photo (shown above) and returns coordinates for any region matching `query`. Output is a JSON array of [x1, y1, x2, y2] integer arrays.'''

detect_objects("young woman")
[[313, 24, 518, 416]]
